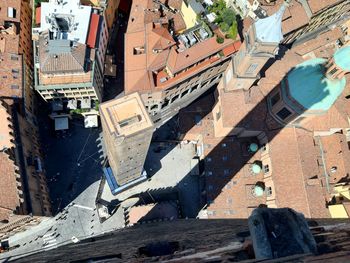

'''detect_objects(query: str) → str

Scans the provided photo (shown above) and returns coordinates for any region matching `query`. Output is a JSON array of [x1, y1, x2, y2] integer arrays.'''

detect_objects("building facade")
[[33, 0, 108, 106], [0, 0, 51, 235]]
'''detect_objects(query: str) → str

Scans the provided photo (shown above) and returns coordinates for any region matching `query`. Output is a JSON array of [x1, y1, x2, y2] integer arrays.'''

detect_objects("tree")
[[216, 36, 224, 44], [221, 8, 236, 26], [219, 22, 230, 32], [226, 22, 238, 39]]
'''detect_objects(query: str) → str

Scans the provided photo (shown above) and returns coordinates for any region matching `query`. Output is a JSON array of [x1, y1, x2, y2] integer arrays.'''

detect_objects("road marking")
[[43, 232, 57, 250], [73, 204, 94, 211]]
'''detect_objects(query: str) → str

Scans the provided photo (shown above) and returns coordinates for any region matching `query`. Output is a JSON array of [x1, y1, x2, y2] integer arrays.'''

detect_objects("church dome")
[[333, 46, 350, 71], [287, 58, 346, 111]]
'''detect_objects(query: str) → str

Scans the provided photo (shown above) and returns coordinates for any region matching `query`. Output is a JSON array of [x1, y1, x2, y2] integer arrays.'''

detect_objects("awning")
[[81, 99, 91, 109], [67, 99, 77, 110], [84, 114, 98, 128]]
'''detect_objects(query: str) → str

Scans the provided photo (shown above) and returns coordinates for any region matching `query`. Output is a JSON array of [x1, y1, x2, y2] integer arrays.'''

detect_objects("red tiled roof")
[[87, 13, 100, 48], [222, 41, 242, 57], [36, 7, 41, 25]]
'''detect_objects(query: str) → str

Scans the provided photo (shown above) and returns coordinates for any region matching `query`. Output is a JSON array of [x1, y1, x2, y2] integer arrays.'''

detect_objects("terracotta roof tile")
[[39, 31, 87, 74], [35, 7, 41, 25], [307, 0, 345, 14], [179, 26, 350, 219], [87, 13, 100, 49]]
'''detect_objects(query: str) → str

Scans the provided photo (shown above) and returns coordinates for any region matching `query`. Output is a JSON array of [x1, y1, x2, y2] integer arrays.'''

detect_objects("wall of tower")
[[228, 26, 279, 91]]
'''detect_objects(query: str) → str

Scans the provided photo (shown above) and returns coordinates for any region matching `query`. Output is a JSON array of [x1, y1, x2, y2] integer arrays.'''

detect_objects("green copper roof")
[[249, 143, 258, 152], [252, 163, 262, 174], [254, 185, 264, 197], [287, 58, 346, 111], [334, 46, 350, 71]]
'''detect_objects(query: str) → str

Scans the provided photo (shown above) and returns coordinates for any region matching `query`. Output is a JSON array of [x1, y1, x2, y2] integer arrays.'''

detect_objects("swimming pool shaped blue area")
[[287, 58, 346, 111]]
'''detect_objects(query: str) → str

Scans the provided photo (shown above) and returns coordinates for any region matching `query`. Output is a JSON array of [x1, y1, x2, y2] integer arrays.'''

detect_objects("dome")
[[251, 163, 262, 174], [333, 46, 350, 71], [248, 143, 258, 152], [287, 58, 346, 111]]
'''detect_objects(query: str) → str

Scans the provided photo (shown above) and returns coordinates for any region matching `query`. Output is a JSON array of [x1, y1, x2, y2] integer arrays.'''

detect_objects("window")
[[150, 104, 158, 110], [11, 84, 19, 89], [263, 164, 270, 174], [206, 157, 212, 162], [216, 110, 221, 120], [181, 89, 189, 97], [276, 107, 292, 120], [171, 94, 179, 103], [191, 86, 198, 92], [12, 69, 19, 74], [222, 156, 228, 161], [11, 55, 19, 61], [224, 169, 230, 175], [8, 7, 16, 18], [207, 210, 216, 216], [194, 115, 202, 126], [161, 99, 169, 109], [266, 187, 272, 196], [270, 92, 280, 106], [133, 46, 145, 55], [207, 171, 213, 176], [329, 67, 338, 75]]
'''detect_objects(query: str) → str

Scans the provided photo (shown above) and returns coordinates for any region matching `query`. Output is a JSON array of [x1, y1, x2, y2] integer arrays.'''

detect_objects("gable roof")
[[39, 31, 87, 74]]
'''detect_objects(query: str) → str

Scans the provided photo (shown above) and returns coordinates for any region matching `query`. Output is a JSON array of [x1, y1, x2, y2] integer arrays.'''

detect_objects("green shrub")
[[221, 8, 236, 26], [219, 22, 230, 32], [227, 22, 238, 39], [94, 100, 100, 111], [216, 36, 224, 44]]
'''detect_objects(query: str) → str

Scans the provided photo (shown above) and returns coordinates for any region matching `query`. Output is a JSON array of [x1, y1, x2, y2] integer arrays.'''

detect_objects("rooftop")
[[255, 0, 347, 39], [38, 31, 88, 74], [100, 93, 154, 137], [127, 202, 179, 225], [179, 26, 350, 219], [40, 0, 92, 44], [124, 0, 239, 94]]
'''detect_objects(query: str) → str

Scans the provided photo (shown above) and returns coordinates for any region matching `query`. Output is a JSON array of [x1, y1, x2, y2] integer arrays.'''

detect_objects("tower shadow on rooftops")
[[136, 52, 350, 220]]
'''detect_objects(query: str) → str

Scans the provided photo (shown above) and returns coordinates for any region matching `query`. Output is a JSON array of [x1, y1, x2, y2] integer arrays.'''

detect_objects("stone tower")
[[100, 93, 154, 189], [227, 1, 288, 91]]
